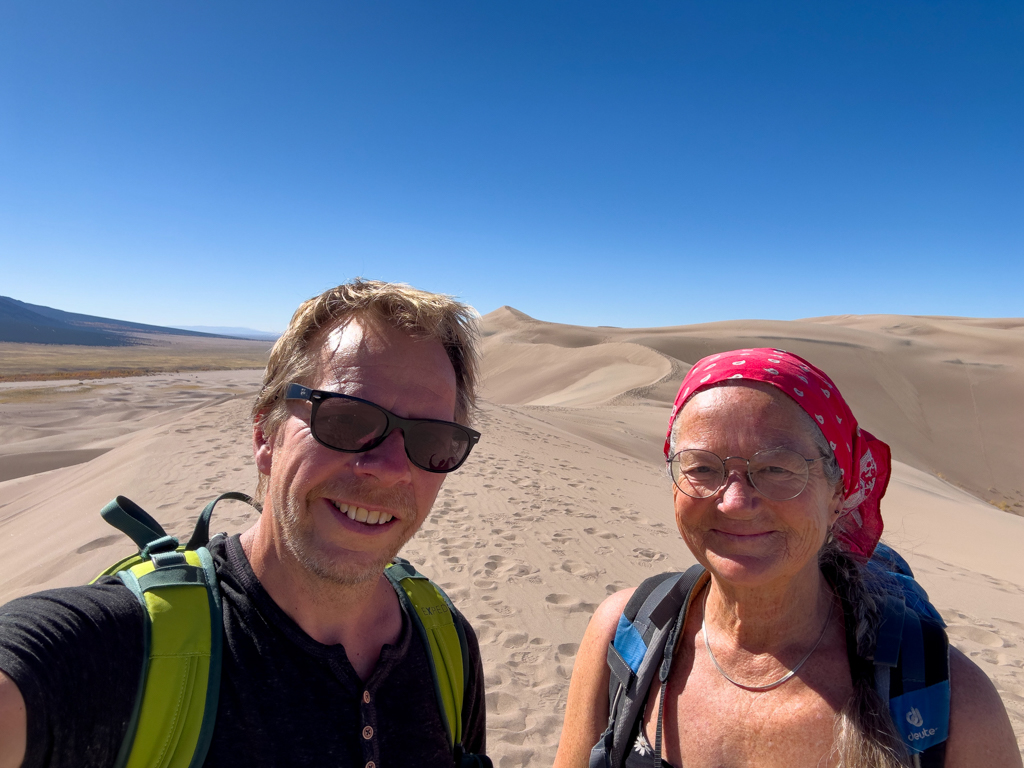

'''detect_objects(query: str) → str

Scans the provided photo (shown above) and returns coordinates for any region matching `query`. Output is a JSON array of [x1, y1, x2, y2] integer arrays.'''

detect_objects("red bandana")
[[664, 348, 890, 561]]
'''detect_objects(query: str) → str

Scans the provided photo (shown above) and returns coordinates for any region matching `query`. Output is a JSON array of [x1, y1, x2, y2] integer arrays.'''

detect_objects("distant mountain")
[[172, 326, 280, 341], [0, 296, 229, 346]]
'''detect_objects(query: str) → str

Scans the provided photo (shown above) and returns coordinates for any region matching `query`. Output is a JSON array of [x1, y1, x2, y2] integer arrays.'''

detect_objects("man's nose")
[[352, 429, 413, 484]]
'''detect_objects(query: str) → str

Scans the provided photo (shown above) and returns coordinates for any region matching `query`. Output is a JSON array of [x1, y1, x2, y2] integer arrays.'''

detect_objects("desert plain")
[[1, 309, 1022, 764]]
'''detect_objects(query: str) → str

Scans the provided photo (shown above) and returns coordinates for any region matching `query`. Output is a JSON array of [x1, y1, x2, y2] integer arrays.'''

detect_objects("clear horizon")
[[1, 1, 1021, 333]]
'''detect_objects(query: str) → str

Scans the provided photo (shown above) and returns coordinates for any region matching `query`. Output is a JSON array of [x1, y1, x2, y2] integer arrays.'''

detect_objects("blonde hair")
[[252, 279, 479, 494]]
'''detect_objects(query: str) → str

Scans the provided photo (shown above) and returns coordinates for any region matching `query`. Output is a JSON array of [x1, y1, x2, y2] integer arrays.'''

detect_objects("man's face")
[[255, 318, 457, 585]]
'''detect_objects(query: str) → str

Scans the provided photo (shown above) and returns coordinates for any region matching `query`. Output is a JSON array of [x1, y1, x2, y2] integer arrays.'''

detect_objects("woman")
[[554, 349, 1020, 768]]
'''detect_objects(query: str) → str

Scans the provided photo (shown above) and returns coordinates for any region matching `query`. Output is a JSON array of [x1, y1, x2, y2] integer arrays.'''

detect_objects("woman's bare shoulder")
[[587, 588, 636, 639], [552, 588, 638, 768], [945, 646, 1022, 768]]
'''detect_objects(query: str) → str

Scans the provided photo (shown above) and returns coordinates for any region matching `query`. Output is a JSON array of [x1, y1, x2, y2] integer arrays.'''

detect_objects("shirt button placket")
[[361, 688, 379, 768]]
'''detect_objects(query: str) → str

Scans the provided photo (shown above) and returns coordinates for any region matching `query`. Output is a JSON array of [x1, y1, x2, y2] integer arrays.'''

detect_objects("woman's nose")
[[716, 465, 760, 515]]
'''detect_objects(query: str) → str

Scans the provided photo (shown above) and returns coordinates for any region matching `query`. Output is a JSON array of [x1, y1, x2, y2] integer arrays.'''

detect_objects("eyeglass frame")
[[284, 383, 481, 473], [666, 447, 825, 501]]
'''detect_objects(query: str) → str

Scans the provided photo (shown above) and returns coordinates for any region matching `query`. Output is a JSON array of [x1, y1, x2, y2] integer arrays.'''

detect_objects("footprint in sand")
[[544, 593, 599, 614], [557, 560, 603, 582], [479, 555, 508, 575], [978, 649, 1024, 668], [994, 617, 1024, 631], [583, 527, 619, 539], [502, 632, 530, 649], [508, 651, 541, 667], [947, 624, 1006, 648], [75, 534, 124, 555], [556, 642, 579, 659], [632, 547, 668, 568]]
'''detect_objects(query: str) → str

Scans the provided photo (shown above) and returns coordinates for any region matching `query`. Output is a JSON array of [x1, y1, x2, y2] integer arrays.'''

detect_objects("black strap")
[[607, 565, 705, 768], [101, 496, 168, 550], [873, 593, 906, 667], [653, 678, 668, 768], [187, 492, 260, 549], [622, 572, 682, 624], [607, 644, 634, 691]]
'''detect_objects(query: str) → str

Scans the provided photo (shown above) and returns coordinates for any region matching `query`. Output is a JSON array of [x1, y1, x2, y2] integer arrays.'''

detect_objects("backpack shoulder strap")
[[115, 547, 223, 768], [590, 564, 706, 768], [96, 495, 231, 768], [384, 560, 470, 752], [872, 589, 950, 766]]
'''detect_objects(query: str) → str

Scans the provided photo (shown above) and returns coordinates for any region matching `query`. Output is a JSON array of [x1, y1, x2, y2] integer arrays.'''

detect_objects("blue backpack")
[[590, 543, 950, 768]]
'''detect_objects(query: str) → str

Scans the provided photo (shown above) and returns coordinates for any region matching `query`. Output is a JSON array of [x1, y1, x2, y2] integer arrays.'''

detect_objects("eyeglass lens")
[[312, 397, 474, 472], [670, 448, 811, 500]]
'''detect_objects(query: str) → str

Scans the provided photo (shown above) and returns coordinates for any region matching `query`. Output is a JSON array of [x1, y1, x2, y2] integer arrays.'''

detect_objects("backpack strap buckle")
[[141, 535, 181, 559]]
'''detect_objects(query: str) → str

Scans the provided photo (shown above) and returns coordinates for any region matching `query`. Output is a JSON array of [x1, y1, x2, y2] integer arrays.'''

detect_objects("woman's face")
[[670, 383, 844, 590]]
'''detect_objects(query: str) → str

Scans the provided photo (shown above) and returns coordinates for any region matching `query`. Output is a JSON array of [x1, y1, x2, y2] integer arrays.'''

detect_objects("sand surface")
[[0, 311, 1022, 764]]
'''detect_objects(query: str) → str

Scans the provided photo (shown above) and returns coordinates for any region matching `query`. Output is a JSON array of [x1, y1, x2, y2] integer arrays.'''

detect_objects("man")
[[0, 279, 487, 767]]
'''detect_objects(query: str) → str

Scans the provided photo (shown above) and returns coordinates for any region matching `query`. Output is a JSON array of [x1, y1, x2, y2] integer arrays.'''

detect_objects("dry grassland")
[[0, 335, 272, 381]]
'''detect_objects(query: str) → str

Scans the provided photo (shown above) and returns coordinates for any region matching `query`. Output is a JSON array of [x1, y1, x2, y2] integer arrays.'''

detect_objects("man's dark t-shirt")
[[0, 534, 486, 767]]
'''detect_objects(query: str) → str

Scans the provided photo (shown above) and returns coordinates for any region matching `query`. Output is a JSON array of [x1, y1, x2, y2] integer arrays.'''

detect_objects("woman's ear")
[[829, 482, 845, 517]]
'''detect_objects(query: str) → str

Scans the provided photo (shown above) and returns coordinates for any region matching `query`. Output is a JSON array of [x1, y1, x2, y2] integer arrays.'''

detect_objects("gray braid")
[[820, 540, 911, 767]]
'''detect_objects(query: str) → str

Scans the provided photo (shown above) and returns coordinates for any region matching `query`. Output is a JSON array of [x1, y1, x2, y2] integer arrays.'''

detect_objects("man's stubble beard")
[[276, 478, 423, 587]]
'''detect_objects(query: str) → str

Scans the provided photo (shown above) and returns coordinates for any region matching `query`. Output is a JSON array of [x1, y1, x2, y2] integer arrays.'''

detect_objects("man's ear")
[[253, 414, 275, 475]]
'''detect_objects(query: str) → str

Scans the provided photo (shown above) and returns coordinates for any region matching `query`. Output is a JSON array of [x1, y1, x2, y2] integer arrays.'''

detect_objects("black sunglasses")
[[285, 383, 480, 473]]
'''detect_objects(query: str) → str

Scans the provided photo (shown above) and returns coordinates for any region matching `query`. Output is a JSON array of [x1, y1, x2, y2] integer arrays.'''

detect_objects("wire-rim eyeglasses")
[[667, 448, 824, 501]]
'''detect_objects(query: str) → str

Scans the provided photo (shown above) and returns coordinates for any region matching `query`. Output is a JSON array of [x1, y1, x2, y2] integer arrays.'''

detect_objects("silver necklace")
[[701, 588, 834, 692]]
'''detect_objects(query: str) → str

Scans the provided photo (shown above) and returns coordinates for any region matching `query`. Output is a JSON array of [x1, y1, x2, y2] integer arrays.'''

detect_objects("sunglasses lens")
[[407, 423, 474, 472], [313, 397, 388, 451]]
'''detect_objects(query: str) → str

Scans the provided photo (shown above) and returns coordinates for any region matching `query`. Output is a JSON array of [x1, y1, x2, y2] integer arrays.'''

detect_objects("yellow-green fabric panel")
[[127, 655, 209, 768], [125, 552, 212, 768], [397, 578, 464, 745]]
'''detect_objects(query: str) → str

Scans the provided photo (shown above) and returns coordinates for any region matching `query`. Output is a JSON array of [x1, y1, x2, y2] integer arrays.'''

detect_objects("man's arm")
[[0, 582, 146, 768], [944, 646, 1022, 768], [552, 589, 634, 768], [0, 670, 26, 768]]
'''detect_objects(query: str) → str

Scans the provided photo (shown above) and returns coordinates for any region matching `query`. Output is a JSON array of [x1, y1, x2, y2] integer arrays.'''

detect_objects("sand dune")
[[482, 308, 1024, 513], [0, 310, 1022, 763]]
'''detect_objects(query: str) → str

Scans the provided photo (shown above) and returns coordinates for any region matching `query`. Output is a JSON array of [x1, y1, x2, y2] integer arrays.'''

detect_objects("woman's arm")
[[944, 646, 1022, 768], [553, 589, 635, 768]]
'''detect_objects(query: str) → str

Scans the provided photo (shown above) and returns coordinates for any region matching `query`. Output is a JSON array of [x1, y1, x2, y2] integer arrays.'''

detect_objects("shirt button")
[[363, 690, 371, 704], [366, 763, 376, 768], [362, 726, 373, 740]]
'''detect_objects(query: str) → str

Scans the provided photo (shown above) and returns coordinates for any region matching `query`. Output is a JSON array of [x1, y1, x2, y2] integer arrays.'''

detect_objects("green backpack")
[[92, 492, 490, 768]]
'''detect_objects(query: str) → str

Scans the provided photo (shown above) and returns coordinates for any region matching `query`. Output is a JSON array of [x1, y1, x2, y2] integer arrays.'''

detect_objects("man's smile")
[[325, 498, 396, 527]]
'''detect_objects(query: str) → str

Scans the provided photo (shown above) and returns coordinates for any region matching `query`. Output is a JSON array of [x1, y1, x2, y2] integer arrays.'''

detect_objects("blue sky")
[[1, 1, 1020, 332]]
